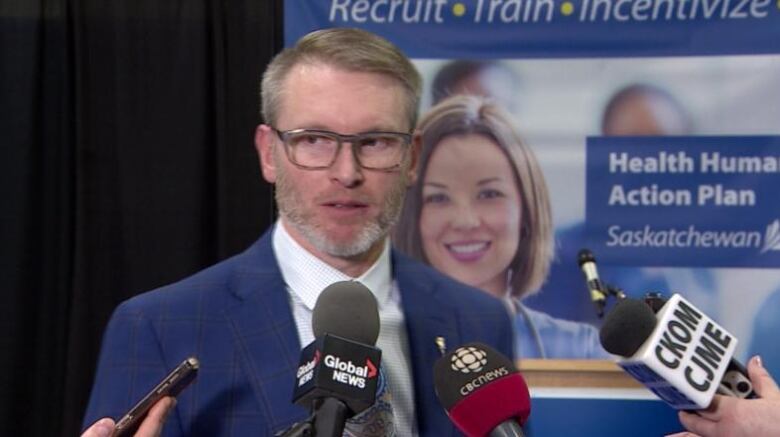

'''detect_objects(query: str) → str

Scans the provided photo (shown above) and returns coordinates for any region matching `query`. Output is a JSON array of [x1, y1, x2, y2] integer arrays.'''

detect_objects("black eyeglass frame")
[[273, 127, 413, 171]]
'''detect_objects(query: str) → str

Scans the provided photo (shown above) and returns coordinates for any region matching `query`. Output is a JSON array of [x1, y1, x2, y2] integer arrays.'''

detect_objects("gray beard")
[[274, 159, 407, 258]]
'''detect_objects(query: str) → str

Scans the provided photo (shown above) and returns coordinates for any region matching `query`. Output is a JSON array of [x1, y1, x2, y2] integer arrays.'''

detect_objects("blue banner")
[[285, 0, 780, 58], [285, 0, 780, 388], [586, 136, 780, 267]]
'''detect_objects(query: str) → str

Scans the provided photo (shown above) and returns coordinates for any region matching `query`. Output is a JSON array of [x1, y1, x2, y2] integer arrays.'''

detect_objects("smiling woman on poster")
[[394, 95, 610, 359]]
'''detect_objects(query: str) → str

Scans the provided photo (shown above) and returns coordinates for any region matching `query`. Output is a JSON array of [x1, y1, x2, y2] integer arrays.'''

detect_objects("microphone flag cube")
[[293, 333, 382, 416], [617, 294, 737, 409]]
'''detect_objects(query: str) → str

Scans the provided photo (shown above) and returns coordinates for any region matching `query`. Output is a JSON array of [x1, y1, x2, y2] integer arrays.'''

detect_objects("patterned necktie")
[[344, 366, 396, 436]]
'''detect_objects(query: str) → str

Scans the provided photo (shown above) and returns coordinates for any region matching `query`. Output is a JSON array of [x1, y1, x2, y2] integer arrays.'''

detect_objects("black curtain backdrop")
[[1, 1, 283, 435]]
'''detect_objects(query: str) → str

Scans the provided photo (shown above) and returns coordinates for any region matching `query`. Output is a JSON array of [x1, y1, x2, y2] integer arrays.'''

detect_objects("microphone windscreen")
[[577, 248, 596, 267], [433, 343, 530, 437], [600, 298, 657, 356], [312, 281, 380, 346]]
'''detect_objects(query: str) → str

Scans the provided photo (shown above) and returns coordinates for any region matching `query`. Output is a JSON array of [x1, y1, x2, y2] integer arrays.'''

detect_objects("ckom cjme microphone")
[[291, 281, 383, 437], [434, 343, 530, 437], [600, 294, 756, 410]]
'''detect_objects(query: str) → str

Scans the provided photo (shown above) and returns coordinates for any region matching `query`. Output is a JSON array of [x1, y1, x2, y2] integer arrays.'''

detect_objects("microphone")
[[291, 281, 383, 437], [600, 294, 756, 410], [577, 249, 608, 316], [433, 342, 530, 437], [577, 249, 627, 317]]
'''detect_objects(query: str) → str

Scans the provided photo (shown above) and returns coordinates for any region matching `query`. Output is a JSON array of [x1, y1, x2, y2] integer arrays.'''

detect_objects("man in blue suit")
[[82, 28, 514, 436]]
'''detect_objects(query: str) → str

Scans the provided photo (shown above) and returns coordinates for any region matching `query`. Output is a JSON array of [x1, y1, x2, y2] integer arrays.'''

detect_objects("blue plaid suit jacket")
[[83, 229, 514, 436]]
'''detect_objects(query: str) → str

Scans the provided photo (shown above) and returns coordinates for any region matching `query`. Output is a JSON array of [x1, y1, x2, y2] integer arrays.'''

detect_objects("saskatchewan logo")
[[761, 219, 780, 253]]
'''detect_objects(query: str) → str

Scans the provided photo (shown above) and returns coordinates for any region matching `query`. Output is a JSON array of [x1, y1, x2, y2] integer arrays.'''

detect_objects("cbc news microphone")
[[433, 342, 530, 437], [600, 294, 756, 410], [291, 281, 383, 437]]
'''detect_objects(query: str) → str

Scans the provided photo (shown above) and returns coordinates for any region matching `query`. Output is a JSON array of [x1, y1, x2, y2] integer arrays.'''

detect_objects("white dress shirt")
[[273, 221, 418, 436]]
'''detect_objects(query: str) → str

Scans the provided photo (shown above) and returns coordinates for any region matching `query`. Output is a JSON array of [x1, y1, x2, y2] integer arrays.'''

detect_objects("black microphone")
[[599, 298, 658, 358], [291, 281, 382, 437], [600, 295, 756, 410], [433, 343, 531, 437]]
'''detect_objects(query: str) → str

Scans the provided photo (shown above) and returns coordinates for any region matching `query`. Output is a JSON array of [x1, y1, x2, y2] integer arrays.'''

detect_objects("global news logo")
[[761, 219, 780, 253], [297, 350, 321, 387]]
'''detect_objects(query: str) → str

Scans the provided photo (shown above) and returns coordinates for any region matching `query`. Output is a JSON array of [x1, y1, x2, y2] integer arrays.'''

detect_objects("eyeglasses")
[[274, 128, 412, 171]]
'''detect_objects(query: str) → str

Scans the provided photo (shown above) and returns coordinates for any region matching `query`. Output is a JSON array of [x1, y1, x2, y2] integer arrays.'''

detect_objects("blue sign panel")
[[285, 0, 780, 57], [586, 136, 780, 267]]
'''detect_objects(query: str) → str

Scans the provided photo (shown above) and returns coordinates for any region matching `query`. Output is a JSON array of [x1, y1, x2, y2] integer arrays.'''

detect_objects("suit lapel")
[[394, 251, 461, 437], [224, 231, 308, 432]]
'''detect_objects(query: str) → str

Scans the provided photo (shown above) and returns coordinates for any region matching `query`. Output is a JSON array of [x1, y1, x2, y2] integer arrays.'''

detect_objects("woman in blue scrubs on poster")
[[394, 94, 610, 359]]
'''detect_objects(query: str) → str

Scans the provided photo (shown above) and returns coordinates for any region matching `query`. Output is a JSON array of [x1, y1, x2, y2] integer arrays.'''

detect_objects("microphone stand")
[[595, 283, 627, 318], [606, 284, 626, 300], [642, 291, 666, 313], [277, 397, 349, 437], [278, 413, 315, 437], [279, 420, 313, 437], [489, 420, 526, 437], [311, 398, 349, 437]]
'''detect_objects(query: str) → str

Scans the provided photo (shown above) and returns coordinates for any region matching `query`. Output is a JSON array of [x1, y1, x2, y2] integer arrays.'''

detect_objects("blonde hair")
[[261, 28, 422, 130], [394, 95, 553, 298]]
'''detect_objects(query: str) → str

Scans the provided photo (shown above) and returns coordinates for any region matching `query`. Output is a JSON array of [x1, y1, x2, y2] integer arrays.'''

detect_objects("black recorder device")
[[113, 356, 200, 437]]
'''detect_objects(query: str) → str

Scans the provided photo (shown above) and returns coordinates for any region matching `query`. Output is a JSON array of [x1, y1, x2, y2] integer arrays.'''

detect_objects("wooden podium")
[[517, 359, 642, 388]]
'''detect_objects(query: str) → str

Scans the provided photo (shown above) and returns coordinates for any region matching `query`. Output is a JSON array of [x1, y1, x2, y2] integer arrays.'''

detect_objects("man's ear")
[[255, 124, 277, 183], [405, 131, 422, 186]]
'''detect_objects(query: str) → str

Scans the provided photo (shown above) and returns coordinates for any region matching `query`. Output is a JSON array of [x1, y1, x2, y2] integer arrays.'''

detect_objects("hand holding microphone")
[[583, 248, 780, 436], [433, 342, 530, 437], [666, 355, 780, 437], [600, 294, 756, 411]]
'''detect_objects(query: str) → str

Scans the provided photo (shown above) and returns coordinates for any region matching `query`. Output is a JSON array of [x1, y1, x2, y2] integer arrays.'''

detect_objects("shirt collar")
[[272, 219, 393, 310]]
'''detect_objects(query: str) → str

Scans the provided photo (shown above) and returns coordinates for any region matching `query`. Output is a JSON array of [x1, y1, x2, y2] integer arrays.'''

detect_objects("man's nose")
[[328, 142, 364, 188]]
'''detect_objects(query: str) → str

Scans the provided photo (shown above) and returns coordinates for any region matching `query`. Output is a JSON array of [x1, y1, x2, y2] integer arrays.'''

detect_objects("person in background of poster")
[[601, 83, 693, 136], [526, 83, 698, 325], [394, 95, 610, 359], [430, 60, 520, 113]]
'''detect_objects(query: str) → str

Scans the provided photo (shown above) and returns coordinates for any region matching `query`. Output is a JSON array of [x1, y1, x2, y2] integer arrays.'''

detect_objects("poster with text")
[[285, 0, 780, 375]]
